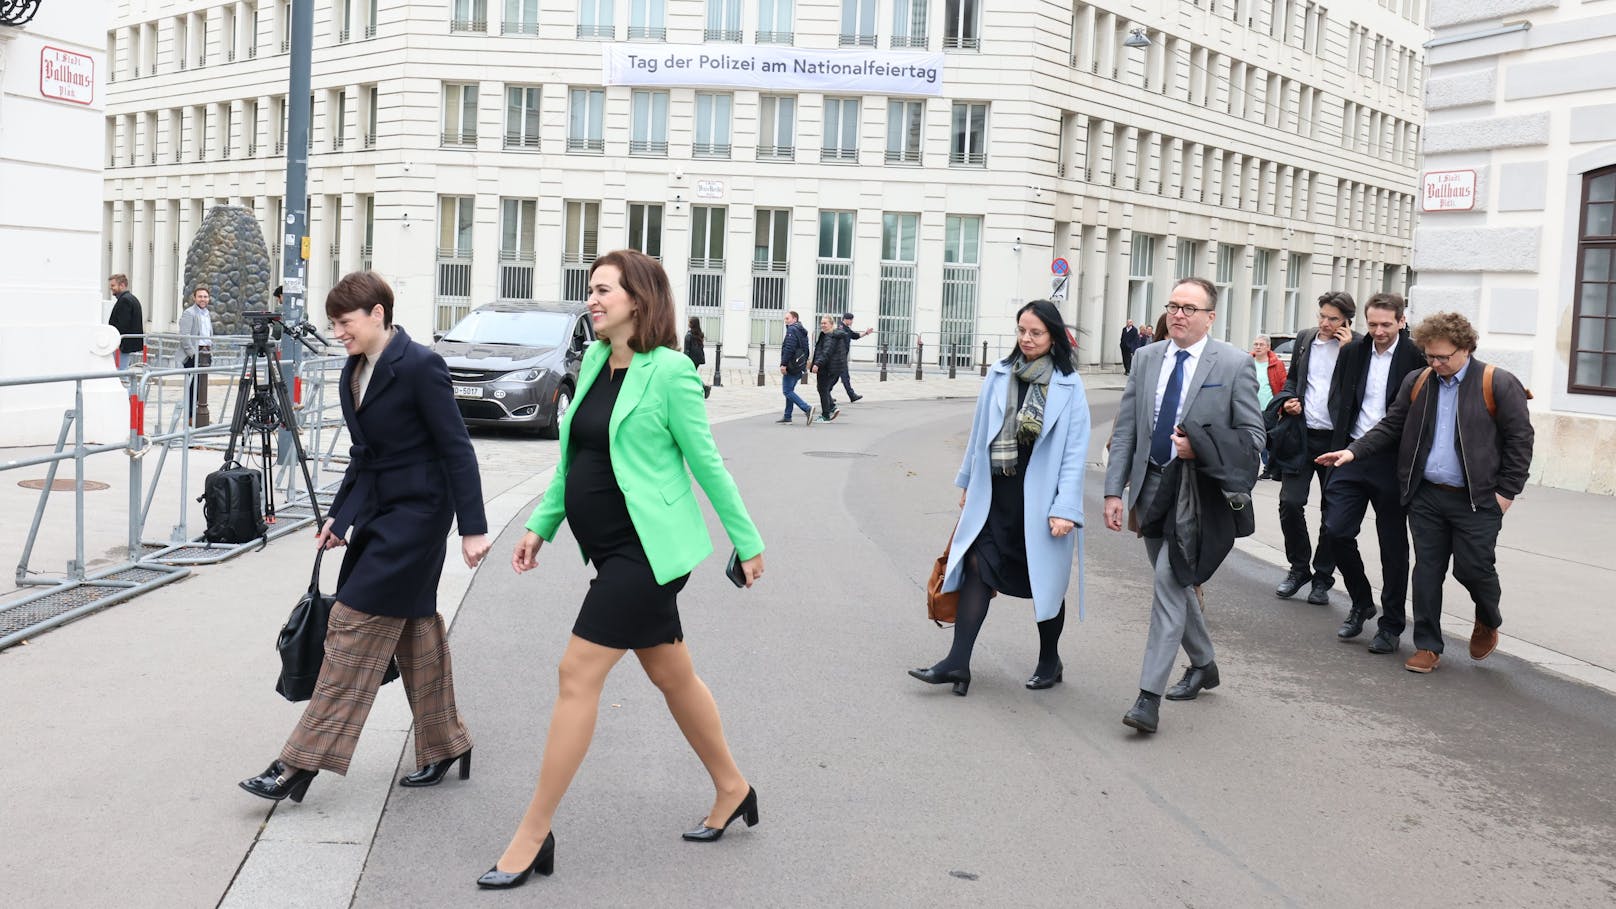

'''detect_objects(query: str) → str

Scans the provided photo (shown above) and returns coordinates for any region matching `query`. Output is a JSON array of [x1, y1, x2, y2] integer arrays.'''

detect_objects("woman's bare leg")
[[495, 635, 624, 873], [635, 640, 749, 827]]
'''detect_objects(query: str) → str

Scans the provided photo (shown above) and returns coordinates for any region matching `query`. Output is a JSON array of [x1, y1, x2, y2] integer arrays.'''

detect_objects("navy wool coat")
[[326, 327, 487, 618]]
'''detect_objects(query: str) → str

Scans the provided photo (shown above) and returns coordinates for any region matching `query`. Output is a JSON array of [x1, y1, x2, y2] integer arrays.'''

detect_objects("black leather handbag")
[[275, 549, 399, 702]]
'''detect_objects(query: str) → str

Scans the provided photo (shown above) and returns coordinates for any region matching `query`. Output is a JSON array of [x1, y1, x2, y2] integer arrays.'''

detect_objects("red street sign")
[[1051, 257, 1069, 276], [40, 46, 95, 106]]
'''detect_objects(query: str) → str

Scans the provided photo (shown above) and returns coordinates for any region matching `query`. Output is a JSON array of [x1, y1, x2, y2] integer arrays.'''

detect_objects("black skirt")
[[563, 365, 689, 649], [970, 381, 1034, 599]]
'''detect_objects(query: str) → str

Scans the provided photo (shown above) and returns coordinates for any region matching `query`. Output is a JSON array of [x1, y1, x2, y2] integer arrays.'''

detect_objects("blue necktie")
[[1151, 349, 1191, 466]]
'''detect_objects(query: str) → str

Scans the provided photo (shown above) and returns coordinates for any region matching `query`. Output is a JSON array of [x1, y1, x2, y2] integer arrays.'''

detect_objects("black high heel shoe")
[[682, 787, 759, 842], [1025, 663, 1064, 690], [907, 666, 971, 696], [239, 760, 318, 803], [477, 832, 555, 889], [398, 749, 471, 787]]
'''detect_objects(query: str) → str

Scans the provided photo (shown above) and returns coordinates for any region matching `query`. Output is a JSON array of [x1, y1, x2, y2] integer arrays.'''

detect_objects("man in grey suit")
[[1104, 277, 1264, 734], [178, 286, 215, 425]]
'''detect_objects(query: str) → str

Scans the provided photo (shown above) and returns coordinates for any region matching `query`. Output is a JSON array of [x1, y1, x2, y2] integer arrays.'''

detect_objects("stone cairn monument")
[[180, 205, 273, 425]]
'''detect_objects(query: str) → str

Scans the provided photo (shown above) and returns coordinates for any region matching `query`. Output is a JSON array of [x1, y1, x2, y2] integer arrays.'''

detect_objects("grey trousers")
[[1136, 473, 1216, 695]]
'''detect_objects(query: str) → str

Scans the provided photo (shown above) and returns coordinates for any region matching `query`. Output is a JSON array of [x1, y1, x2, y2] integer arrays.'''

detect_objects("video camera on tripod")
[[241, 310, 332, 357]]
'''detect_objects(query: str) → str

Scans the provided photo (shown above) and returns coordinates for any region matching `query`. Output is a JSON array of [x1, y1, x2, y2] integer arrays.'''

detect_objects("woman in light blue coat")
[[909, 300, 1090, 696]]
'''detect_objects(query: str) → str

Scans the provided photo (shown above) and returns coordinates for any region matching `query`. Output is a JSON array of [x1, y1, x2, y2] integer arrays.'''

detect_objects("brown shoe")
[[1405, 650, 1441, 673], [1469, 622, 1499, 660]]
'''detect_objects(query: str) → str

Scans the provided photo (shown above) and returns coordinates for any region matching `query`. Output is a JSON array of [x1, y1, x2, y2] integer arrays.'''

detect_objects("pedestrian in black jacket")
[[1120, 320, 1142, 375], [810, 315, 846, 421], [683, 317, 711, 398], [107, 273, 144, 371], [777, 311, 815, 425], [837, 313, 872, 401]]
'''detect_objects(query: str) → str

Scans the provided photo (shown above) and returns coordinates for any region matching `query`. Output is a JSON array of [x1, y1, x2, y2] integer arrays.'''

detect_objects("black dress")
[[969, 381, 1034, 599], [564, 365, 690, 649]]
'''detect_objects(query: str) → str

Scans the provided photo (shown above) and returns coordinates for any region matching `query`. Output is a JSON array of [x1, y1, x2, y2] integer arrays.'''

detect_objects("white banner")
[[603, 44, 944, 97]]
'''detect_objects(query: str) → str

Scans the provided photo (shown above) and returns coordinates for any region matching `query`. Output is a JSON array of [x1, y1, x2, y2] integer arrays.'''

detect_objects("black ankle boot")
[[477, 832, 556, 889], [398, 749, 471, 788], [239, 760, 318, 803]]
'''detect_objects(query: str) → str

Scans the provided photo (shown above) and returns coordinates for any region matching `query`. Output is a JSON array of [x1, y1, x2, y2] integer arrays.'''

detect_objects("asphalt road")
[[355, 392, 1616, 908]]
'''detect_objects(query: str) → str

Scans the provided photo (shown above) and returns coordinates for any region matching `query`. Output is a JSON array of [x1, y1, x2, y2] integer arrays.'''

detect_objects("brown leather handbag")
[[926, 533, 958, 626]]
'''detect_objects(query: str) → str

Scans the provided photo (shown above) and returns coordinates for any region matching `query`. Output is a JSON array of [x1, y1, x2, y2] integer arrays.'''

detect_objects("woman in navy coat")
[[908, 300, 1090, 695], [240, 271, 491, 804]]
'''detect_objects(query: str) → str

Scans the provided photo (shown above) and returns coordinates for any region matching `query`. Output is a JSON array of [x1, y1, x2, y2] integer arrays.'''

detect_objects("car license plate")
[[453, 384, 483, 399]]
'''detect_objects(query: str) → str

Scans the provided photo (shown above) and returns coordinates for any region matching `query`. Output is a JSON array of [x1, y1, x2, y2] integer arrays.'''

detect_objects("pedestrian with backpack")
[[777, 311, 815, 425]]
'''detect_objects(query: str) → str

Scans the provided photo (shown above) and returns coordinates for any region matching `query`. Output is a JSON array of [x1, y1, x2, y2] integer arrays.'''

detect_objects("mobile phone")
[[725, 549, 746, 588]]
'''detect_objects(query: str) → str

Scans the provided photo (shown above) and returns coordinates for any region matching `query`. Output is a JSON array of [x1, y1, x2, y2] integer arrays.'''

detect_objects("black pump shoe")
[[477, 832, 555, 889], [398, 749, 471, 788], [907, 666, 971, 696], [682, 787, 759, 842], [239, 760, 318, 803], [1025, 663, 1064, 690]]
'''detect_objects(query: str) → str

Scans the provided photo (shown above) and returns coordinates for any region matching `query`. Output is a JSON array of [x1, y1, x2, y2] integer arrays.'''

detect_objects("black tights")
[[931, 553, 1065, 676]]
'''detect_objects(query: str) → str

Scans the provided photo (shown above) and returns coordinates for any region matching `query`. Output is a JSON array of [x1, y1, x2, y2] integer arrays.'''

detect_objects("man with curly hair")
[[1316, 312, 1534, 674]]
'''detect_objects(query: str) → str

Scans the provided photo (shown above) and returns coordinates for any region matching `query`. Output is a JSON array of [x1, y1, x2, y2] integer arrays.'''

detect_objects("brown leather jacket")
[[1346, 356, 1534, 510]]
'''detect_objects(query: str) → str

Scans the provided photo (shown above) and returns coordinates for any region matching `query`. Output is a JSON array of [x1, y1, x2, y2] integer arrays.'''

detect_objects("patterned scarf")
[[991, 354, 1054, 476]]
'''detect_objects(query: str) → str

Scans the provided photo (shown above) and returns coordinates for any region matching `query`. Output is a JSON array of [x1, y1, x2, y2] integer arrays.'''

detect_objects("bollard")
[[756, 341, 766, 387], [880, 343, 889, 382], [712, 341, 724, 387], [915, 338, 924, 381], [981, 340, 989, 376], [949, 342, 957, 379]]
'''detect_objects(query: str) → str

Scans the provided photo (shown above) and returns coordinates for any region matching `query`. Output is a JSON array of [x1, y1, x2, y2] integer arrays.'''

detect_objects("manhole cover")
[[18, 479, 111, 491], [801, 451, 877, 459]]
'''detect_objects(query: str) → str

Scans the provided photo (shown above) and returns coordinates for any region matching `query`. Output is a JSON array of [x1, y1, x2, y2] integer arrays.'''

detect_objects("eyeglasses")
[[1164, 303, 1213, 316], [1425, 351, 1457, 365]]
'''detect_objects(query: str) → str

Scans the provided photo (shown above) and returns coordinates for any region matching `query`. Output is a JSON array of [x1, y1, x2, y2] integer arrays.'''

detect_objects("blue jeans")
[[781, 372, 813, 418]]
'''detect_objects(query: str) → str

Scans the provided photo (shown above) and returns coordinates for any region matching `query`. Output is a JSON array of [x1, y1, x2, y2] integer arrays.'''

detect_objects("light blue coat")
[[944, 361, 1091, 621]]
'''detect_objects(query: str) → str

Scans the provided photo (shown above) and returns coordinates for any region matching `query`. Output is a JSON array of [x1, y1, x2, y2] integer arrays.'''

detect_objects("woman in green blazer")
[[478, 250, 766, 890]]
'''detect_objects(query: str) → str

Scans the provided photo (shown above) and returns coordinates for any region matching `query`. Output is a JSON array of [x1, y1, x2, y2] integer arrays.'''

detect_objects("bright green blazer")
[[525, 342, 765, 584]]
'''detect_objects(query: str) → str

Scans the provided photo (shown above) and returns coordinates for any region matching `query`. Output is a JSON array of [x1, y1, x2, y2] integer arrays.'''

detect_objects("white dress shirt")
[[1152, 334, 1210, 462], [1303, 333, 1341, 430], [1351, 336, 1400, 440]]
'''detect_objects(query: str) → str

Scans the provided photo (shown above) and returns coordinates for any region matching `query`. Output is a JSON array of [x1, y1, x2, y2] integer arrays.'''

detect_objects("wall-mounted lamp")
[[1124, 27, 1152, 48], [1012, 236, 1023, 252], [401, 212, 411, 228]]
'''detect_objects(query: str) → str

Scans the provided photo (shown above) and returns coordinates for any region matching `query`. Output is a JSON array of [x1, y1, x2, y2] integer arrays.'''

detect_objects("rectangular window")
[[503, 0, 539, 35], [1572, 166, 1616, 393], [689, 206, 728, 336], [816, 210, 856, 320], [941, 214, 981, 360], [365, 85, 380, 148], [1285, 252, 1305, 330], [562, 200, 600, 302], [705, 0, 742, 41], [627, 202, 663, 258], [629, 0, 666, 39], [840, 0, 876, 46], [1214, 243, 1239, 336], [1128, 233, 1157, 324], [694, 92, 733, 158], [451, 0, 488, 32], [332, 91, 347, 150], [949, 101, 987, 166], [498, 198, 538, 300], [752, 208, 791, 345], [943, 0, 981, 50], [442, 83, 478, 146], [758, 94, 796, 159], [505, 86, 542, 149], [579, 0, 615, 38], [568, 87, 605, 152], [629, 89, 669, 155], [821, 97, 861, 162], [893, 0, 928, 48], [436, 195, 475, 331], [360, 194, 375, 270], [879, 213, 920, 361], [1251, 248, 1274, 331], [1176, 239, 1202, 280], [757, 0, 794, 43], [885, 100, 923, 165]]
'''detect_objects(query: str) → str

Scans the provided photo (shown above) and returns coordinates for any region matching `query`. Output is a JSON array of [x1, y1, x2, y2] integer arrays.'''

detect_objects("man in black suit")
[[1320, 293, 1427, 649], [1274, 291, 1359, 605], [1120, 319, 1141, 375], [837, 312, 872, 401]]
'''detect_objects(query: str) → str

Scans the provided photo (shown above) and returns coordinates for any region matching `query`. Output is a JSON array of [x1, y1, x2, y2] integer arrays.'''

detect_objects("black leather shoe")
[[1367, 630, 1400, 654], [398, 749, 471, 788], [1164, 662, 1220, 701], [239, 760, 317, 803], [908, 666, 971, 696], [1122, 695, 1160, 733], [1275, 570, 1308, 598], [1306, 578, 1334, 605], [1337, 607, 1376, 640], [1025, 663, 1064, 690], [849, 394, 863, 402], [682, 787, 758, 842], [476, 832, 555, 889]]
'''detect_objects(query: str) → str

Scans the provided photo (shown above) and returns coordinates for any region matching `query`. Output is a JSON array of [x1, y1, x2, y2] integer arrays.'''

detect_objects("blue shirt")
[[1422, 361, 1470, 487]]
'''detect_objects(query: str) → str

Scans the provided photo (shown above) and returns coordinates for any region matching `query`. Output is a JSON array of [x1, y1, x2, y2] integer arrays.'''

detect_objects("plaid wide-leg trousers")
[[280, 602, 472, 775]]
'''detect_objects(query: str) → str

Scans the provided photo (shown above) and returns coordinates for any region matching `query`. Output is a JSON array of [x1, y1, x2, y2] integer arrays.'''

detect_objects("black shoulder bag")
[[275, 548, 400, 702]]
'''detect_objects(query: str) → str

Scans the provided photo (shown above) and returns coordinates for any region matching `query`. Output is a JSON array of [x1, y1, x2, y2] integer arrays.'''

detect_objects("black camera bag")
[[199, 461, 267, 545]]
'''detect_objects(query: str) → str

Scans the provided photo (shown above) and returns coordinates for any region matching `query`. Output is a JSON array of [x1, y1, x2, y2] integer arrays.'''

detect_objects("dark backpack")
[[199, 461, 268, 545]]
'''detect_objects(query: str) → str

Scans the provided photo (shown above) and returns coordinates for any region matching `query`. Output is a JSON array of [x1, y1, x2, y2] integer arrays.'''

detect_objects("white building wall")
[[105, 0, 1422, 370], [1, 1, 125, 445], [1418, 0, 1616, 495]]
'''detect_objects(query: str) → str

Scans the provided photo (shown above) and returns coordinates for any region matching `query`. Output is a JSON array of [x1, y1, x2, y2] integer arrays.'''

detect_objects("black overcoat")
[[326, 327, 488, 618]]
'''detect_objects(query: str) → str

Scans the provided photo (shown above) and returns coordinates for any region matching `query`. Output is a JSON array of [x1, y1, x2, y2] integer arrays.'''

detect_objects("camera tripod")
[[219, 312, 329, 529]]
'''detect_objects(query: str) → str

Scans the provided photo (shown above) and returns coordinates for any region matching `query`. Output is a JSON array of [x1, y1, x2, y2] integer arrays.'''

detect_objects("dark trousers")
[[1407, 483, 1504, 654], [1121, 347, 1134, 375], [1322, 450, 1408, 631], [840, 366, 857, 397], [816, 370, 839, 416], [183, 349, 212, 425], [1278, 427, 1338, 581]]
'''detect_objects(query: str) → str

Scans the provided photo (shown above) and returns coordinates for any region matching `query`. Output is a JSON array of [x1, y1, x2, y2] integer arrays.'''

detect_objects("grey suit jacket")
[[178, 305, 214, 360], [1105, 338, 1265, 514]]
